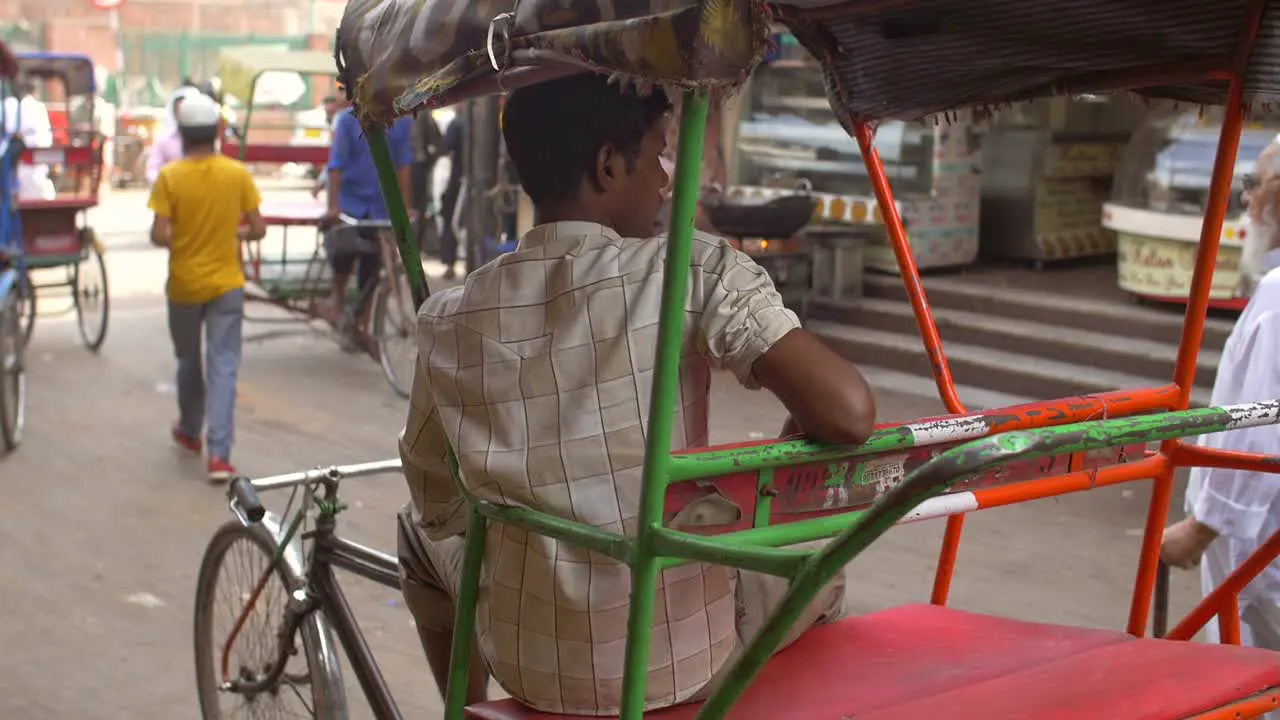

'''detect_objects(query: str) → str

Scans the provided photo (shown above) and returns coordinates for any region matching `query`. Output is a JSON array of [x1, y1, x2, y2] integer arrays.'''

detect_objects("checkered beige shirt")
[[400, 221, 800, 715]]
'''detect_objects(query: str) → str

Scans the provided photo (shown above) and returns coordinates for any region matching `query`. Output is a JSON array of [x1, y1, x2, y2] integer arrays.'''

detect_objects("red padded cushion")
[[466, 604, 1280, 720]]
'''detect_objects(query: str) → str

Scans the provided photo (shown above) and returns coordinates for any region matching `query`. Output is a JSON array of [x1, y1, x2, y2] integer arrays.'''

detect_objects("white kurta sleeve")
[[1191, 312, 1280, 540]]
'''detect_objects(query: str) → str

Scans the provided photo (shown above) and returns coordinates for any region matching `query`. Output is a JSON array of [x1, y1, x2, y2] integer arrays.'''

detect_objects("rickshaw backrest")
[[663, 435, 1149, 535]]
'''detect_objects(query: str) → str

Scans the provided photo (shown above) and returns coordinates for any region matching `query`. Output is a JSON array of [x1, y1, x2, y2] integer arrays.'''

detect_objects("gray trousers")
[[168, 289, 244, 459]]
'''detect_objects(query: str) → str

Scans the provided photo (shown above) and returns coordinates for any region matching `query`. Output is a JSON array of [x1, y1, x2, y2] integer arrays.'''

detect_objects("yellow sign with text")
[[1116, 233, 1242, 300]]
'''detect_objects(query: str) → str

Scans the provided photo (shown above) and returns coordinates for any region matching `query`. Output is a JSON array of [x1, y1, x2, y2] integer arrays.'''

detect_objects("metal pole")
[[1153, 560, 1170, 638], [109, 9, 127, 110], [464, 95, 499, 276]]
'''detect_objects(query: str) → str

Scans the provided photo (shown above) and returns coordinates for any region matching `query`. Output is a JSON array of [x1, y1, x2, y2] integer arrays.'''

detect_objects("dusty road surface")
[[0, 188, 1204, 718]]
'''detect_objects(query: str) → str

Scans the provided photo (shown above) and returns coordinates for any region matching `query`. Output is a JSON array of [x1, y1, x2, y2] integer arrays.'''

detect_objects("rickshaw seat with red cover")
[[466, 604, 1280, 720]]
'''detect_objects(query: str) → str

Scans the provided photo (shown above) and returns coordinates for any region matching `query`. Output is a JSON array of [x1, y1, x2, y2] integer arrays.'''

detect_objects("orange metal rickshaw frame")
[[770, 0, 1280, 646]]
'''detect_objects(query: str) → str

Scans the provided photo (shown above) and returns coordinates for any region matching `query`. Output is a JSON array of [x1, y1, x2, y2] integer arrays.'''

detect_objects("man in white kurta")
[[1163, 257, 1280, 680], [2, 81, 56, 201]]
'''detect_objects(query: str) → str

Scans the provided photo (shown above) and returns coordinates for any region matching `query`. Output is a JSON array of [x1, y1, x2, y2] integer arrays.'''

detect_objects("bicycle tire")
[[194, 520, 348, 720], [17, 270, 34, 349], [372, 276, 416, 399], [0, 288, 24, 453], [74, 228, 110, 352]]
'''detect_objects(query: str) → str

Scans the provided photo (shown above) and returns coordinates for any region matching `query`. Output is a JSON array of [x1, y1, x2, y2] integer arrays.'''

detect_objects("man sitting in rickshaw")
[[396, 73, 877, 714], [2, 76, 56, 201]]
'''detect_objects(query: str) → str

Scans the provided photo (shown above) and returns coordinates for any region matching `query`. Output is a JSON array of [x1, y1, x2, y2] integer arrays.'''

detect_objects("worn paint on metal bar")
[[753, 468, 774, 528], [668, 387, 1173, 484], [694, 401, 1280, 719]]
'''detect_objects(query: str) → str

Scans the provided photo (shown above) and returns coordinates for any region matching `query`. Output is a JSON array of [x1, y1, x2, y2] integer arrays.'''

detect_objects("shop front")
[[979, 96, 1146, 265], [1103, 107, 1276, 310], [726, 30, 983, 275]]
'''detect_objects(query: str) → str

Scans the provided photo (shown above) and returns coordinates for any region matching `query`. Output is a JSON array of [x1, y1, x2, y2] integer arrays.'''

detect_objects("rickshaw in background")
[[111, 106, 165, 189], [0, 38, 26, 454], [215, 47, 421, 398], [193, 1, 1280, 719], [12, 52, 109, 351]]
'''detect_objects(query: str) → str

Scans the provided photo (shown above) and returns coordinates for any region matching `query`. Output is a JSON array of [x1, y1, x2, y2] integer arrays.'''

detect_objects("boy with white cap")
[[148, 93, 266, 482]]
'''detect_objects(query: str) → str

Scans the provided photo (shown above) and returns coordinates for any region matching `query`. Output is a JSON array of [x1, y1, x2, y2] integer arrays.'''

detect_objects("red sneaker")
[[207, 458, 236, 483], [172, 424, 202, 454]]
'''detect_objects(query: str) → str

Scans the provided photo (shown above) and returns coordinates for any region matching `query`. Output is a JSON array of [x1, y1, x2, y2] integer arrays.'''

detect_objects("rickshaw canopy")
[[15, 52, 96, 96], [338, 0, 1280, 131], [216, 47, 339, 105]]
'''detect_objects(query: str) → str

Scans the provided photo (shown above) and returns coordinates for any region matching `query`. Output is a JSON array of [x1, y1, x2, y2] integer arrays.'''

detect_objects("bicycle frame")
[[224, 461, 407, 720]]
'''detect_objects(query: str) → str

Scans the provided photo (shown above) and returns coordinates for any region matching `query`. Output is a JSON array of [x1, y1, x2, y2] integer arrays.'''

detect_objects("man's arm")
[[1163, 314, 1280, 568], [696, 240, 876, 445], [150, 215, 173, 248], [240, 170, 267, 242], [148, 173, 173, 247], [1189, 322, 1280, 538]]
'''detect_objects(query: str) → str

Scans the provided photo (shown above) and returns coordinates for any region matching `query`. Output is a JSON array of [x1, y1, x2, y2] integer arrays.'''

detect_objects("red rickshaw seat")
[[466, 604, 1280, 720]]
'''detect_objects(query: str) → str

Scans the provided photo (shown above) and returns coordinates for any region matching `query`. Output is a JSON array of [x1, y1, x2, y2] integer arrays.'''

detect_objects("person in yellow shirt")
[[148, 93, 266, 482]]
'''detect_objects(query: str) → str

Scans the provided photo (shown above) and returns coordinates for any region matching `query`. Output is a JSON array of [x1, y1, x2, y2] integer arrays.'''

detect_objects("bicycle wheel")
[[194, 521, 347, 720], [0, 285, 25, 453], [73, 227, 109, 352], [372, 274, 417, 398], [16, 270, 34, 349]]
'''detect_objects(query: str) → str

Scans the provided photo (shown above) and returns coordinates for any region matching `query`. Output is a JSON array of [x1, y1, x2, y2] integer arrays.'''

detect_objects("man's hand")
[[150, 215, 173, 248], [1161, 516, 1220, 569], [318, 209, 340, 232], [311, 180, 324, 199]]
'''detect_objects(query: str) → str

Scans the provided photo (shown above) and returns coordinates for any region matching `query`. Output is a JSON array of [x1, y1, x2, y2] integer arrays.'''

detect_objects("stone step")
[[807, 297, 1221, 391], [808, 320, 1214, 407], [861, 273, 1236, 351]]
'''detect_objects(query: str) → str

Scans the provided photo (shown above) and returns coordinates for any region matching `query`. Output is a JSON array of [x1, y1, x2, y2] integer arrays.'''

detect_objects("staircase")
[[806, 267, 1236, 410]]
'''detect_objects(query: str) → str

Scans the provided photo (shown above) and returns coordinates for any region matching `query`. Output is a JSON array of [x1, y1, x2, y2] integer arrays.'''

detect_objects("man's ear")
[[594, 143, 623, 193]]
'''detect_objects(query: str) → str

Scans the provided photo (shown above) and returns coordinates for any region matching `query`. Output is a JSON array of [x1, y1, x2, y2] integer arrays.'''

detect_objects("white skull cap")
[[176, 93, 221, 128]]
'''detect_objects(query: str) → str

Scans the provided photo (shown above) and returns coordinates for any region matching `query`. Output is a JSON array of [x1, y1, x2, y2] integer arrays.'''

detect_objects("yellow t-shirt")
[[148, 155, 261, 305]]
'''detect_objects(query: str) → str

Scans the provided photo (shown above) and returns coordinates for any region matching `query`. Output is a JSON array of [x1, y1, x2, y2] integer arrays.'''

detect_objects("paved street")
[[0, 187, 1204, 718]]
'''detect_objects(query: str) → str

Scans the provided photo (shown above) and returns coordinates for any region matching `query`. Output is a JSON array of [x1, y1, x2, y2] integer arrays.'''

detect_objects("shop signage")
[[1116, 232, 1241, 299]]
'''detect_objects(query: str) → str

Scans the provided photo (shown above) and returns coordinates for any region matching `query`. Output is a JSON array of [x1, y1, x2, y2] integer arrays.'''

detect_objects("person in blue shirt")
[[319, 107, 414, 330]]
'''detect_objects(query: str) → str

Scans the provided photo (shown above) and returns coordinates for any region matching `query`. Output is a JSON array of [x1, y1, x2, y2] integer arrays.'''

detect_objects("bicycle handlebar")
[[228, 477, 266, 525], [226, 460, 403, 525], [337, 213, 394, 230]]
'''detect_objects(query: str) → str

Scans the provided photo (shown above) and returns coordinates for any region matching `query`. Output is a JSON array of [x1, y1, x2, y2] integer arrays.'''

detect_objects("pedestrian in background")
[[146, 84, 199, 186], [1162, 260, 1280, 695], [1240, 136, 1280, 297], [148, 93, 266, 482], [437, 112, 464, 279]]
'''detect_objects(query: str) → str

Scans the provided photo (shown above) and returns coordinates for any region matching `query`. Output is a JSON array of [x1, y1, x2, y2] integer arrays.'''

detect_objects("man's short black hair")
[[501, 73, 672, 206], [179, 124, 219, 152]]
